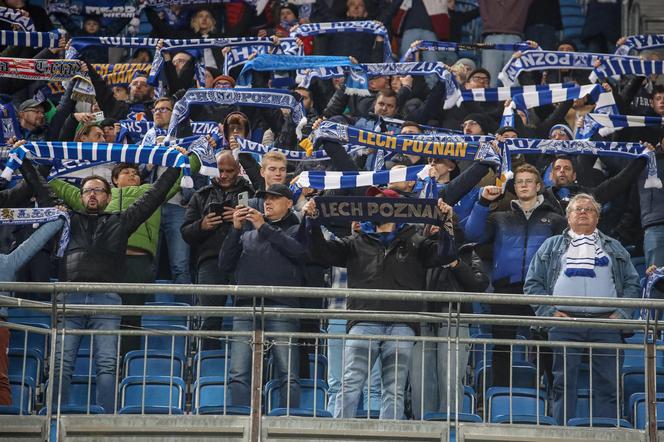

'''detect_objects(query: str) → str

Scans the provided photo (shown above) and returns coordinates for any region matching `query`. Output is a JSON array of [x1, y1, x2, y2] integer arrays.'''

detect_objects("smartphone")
[[238, 191, 249, 207], [208, 202, 227, 216], [92, 111, 105, 122]]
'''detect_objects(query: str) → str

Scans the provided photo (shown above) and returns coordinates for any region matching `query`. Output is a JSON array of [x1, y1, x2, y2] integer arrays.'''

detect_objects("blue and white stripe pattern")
[[510, 84, 602, 111], [401, 40, 535, 62], [640, 266, 664, 320], [0, 207, 69, 257], [564, 230, 609, 278], [2, 141, 194, 186], [0, 6, 34, 31], [615, 34, 664, 56], [575, 89, 619, 139], [0, 30, 60, 48], [590, 58, 664, 83], [458, 83, 576, 104], [587, 113, 664, 129], [236, 137, 362, 161], [296, 164, 425, 190]]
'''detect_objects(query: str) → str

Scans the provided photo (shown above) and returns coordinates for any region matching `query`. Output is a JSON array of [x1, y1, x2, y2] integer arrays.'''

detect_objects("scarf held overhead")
[[401, 40, 535, 63], [615, 34, 664, 56], [0, 207, 69, 257], [0, 58, 84, 81]]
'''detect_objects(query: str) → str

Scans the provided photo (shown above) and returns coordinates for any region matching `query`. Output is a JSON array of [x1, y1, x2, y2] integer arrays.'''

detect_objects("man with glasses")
[[525, 193, 640, 425], [17, 99, 49, 141], [18, 157, 181, 414], [464, 164, 566, 388]]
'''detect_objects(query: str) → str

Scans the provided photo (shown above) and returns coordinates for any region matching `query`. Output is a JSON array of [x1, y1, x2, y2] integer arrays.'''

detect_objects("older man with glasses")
[[525, 193, 640, 425]]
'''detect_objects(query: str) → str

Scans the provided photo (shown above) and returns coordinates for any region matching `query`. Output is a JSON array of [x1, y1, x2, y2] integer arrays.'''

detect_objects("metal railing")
[[1, 282, 663, 442]]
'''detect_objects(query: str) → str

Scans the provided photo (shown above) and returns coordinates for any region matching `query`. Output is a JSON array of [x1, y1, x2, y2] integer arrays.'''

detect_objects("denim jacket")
[[524, 229, 640, 319]]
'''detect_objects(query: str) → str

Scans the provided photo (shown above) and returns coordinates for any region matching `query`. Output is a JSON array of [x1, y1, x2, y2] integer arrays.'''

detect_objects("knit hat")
[[549, 123, 573, 140], [463, 112, 494, 134], [212, 75, 236, 88]]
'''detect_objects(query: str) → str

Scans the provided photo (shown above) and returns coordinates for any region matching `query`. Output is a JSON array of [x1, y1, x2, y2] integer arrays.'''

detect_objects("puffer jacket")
[[464, 195, 567, 288], [307, 222, 457, 317], [22, 158, 180, 282], [219, 210, 306, 307], [181, 177, 254, 266]]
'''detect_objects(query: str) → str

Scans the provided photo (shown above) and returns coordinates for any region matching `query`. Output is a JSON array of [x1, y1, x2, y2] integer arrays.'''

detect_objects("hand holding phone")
[[238, 191, 249, 208]]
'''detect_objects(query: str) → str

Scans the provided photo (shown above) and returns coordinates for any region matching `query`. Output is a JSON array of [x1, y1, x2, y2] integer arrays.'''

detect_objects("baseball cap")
[[18, 99, 45, 113], [256, 183, 294, 200]]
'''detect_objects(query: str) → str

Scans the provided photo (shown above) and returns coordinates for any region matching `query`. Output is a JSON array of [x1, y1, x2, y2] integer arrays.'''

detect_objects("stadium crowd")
[[0, 0, 661, 426]]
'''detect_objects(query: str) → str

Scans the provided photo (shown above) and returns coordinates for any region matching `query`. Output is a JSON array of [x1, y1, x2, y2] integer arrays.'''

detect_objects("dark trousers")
[[196, 258, 234, 351], [120, 255, 155, 355], [0, 325, 10, 406]]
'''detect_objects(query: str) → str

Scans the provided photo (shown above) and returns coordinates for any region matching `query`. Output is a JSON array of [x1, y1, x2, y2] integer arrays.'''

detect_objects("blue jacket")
[[218, 210, 307, 308], [638, 152, 664, 229], [524, 229, 640, 319], [464, 195, 567, 288]]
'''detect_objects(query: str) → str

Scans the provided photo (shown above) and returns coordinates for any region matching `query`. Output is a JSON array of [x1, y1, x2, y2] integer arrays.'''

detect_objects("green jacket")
[[50, 156, 200, 256]]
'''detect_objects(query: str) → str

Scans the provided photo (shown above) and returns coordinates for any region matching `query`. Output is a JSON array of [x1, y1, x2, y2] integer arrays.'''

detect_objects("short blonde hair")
[[261, 151, 287, 167]]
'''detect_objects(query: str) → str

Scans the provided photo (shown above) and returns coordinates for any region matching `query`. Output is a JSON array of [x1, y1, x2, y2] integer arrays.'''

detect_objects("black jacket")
[[23, 160, 179, 283], [181, 177, 254, 266], [219, 210, 306, 307], [308, 222, 456, 320]]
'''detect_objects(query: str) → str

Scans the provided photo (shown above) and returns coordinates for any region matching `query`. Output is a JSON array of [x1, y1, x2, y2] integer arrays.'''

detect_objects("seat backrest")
[[125, 351, 184, 377], [8, 349, 40, 387], [266, 379, 327, 412], [622, 369, 664, 416], [73, 351, 96, 377], [463, 386, 475, 414], [632, 392, 664, 429], [141, 325, 188, 358], [9, 376, 33, 414], [487, 388, 545, 422], [195, 378, 227, 409], [194, 350, 229, 380], [68, 376, 98, 407], [8, 323, 49, 359], [120, 377, 184, 410]]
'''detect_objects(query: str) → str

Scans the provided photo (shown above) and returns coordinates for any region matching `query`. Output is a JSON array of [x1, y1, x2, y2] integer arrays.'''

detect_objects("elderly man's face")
[[568, 198, 599, 235], [264, 195, 292, 220]]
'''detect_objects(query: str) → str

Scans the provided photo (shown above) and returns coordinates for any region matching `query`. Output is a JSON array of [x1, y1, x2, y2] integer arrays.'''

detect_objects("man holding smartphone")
[[181, 151, 254, 349]]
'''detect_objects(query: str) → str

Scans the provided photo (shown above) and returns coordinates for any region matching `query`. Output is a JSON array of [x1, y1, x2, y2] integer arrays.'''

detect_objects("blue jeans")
[[326, 319, 382, 413], [159, 203, 191, 285], [334, 322, 414, 419], [548, 327, 622, 425], [51, 292, 121, 414], [228, 314, 300, 407], [644, 225, 664, 268], [481, 34, 521, 86], [410, 324, 470, 419]]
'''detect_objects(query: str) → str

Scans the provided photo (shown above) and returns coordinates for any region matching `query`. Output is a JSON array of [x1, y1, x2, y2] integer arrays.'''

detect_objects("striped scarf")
[[615, 34, 664, 56], [590, 59, 664, 83], [296, 164, 425, 190], [0, 207, 69, 257], [587, 113, 664, 129], [401, 40, 534, 63], [167, 88, 307, 139], [640, 266, 664, 320], [575, 89, 619, 139], [2, 141, 195, 187], [0, 6, 34, 31], [510, 84, 602, 112], [498, 49, 640, 86], [0, 30, 60, 48], [236, 136, 361, 162], [0, 57, 84, 82], [564, 230, 608, 278], [290, 20, 391, 62], [458, 83, 575, 104]]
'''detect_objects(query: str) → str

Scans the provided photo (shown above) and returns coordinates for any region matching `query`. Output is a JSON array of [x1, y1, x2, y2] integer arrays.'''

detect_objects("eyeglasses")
[[515, 178, 536, 185], [571, 206, 596, 214], [81, 187, 107, 195], [469, 75, 489, 83], [154, 107, 172, 113]]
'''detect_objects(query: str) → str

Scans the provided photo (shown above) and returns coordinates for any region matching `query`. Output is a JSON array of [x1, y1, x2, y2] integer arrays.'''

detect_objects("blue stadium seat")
[[193, 349, 230, 380], [0, 376, 34, 415], [630, 392, 664, 429], [141, 324, 188, 358], [475, 362, 540, 393], [73, 349, 96, 377], [118, 376, 186, 414], [265, 379, 331, 417], [423, 412, 482, 422], [559, 0, 585, 44], [7, 308, 51, 327], [622, 333, 664, 370], [567, 417, 632, 428], [124, 350, 185, 378], [470, 334, 528, 372], [8, 348, 41, 388], [622, 367, 664, 418], [493, 414, 556, 425], [8, 322, 49, 360], [418, 385, 476, 417], [192, 376, 251, 415], [485, 387, 547, 423], [41, 375, 105, 415], [141, 302, 190, 328]]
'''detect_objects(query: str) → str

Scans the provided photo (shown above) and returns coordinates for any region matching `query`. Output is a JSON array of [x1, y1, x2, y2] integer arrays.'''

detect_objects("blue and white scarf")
[[290, 20, 391, 62], [587, 113, 664, 129], [589, 58, 664, 83], [498, 49, 640, 86], [296, 164, 425, 190], [0, 30, 60, 48], [167, 88, 307, 139], [48, 2, 139, 18], [236, 136, 361, 162], [144, 0, 271, 15], [565, 230, 609, 278], [401, 40, 535, 63], [510, 84, 602, 112], [2, 141, 195, 187], [310, 196, 444, 225], [0, 103, 20, 144], [458, 83, 576, 105], [121, 119, 219, 140], [298, 61, 461, 108], [500, 138, 662, 189], [237, 54, 370, 95], [615, 34, 664, 56], [0, 6, 34, 31], [575, 89, 619, 139], [223, 37, 302, 74], [0, 207, 69, 257], [640, 266, 664, 320]]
